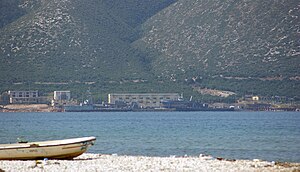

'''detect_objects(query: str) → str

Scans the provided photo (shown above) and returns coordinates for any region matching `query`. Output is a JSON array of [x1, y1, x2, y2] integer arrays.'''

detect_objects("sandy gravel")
[[1, 104, 55, 112], [0, 153, 299, 172]]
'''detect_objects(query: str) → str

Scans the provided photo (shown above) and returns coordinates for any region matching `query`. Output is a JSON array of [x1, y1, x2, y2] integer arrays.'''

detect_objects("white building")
[[53, 91, 71, 101], [108, 93, 180, 108]]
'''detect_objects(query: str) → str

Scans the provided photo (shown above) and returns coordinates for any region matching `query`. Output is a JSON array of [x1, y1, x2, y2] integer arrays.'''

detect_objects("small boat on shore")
[[0, 136, 96, 160]]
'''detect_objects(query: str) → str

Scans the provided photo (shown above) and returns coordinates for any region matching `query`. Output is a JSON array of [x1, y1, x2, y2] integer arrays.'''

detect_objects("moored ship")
[[161, 97, 235, 111]]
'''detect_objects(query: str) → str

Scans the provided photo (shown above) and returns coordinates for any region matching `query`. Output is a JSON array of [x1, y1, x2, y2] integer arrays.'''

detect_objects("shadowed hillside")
[[0, 0, 146, 84], [0, 0, 43, 28], [103, 0, 177, 28]]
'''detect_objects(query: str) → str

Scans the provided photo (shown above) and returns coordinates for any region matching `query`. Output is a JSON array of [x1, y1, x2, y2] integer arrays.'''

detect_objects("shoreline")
[[0, 104, 56, 112], [1, 104, 299, 113], [0, 153, 299, 172]]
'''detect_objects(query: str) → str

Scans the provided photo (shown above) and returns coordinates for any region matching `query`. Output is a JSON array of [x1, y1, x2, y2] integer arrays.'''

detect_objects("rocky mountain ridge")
[[0, 0, 299, 99]]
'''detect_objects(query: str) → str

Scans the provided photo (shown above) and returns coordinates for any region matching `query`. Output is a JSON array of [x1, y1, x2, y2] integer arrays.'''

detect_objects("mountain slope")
[[0, 0, 299, 99], [0, 0, 186, 99], [0, 0, 147, 84], [0, 0, 25, 28], [0, 0, 44, 28], [102, 0, 177, 28], [134, 0, 300, 96]]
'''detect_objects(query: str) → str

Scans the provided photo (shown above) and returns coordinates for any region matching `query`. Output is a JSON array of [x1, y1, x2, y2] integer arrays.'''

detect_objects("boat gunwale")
[[0, 137, 96, 150]]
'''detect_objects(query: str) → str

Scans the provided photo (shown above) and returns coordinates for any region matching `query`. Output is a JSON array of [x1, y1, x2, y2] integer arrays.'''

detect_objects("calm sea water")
[[0, 111, 299, 162]]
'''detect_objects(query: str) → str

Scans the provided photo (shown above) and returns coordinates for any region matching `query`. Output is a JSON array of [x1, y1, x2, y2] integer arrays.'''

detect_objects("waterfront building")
[[108, 93, 180, 108], [8, 90, 41, 104], [54, 91, 71, 101]]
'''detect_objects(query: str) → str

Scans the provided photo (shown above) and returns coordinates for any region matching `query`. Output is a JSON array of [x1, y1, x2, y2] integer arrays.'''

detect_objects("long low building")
[[108, 93, 180, 108], [7, 90, 47, 104]]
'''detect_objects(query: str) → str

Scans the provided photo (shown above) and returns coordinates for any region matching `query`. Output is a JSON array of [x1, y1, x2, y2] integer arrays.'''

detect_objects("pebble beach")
[[0, 153, 299, 172]]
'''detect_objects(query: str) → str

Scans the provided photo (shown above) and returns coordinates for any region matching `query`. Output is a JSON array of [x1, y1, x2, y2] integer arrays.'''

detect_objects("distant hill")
[[134, 0, 300, 97], [0, 0, 147, 87], [0, 0, 299, 100], [0, 0, 180, 99]]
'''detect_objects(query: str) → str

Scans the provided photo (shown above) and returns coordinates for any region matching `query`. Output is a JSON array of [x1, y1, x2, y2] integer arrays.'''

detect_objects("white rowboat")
[[0, 136, 96, 160]]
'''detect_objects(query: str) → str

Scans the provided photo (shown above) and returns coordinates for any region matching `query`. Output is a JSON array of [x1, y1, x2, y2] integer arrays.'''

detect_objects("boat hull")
[[0, 137, 96, 160]]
